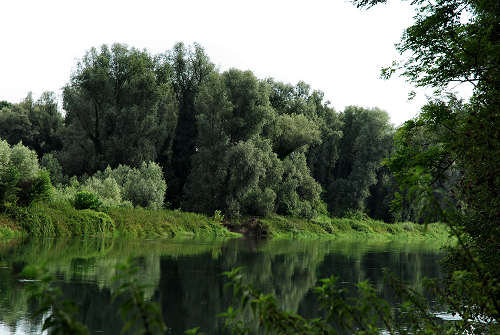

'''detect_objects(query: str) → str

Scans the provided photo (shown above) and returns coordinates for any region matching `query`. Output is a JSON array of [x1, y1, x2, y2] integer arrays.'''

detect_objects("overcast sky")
[[0, 0, 463, 125]]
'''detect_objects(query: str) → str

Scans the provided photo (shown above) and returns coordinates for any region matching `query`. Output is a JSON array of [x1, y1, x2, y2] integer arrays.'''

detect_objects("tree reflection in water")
[[0, 237, 444, 334]]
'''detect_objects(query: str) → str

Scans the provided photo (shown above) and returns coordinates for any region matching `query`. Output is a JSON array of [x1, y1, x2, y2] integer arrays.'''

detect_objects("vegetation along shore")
[[0, 41, 453, 242], [1, 0, 498, 333], [0, 137, 448, 241]]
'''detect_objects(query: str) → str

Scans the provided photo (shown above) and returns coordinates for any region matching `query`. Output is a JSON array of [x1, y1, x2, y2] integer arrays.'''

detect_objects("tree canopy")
[[355, 0, 500, 327], [2, 42, 396, 221]]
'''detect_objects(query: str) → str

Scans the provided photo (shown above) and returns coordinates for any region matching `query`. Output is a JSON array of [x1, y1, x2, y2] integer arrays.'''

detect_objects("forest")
[[0, 0, 499, 332], [0, 42, 398, 222]]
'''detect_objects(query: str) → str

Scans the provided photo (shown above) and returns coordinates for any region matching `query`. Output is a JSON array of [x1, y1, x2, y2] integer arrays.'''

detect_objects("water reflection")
[[0, 237, 444, 334]]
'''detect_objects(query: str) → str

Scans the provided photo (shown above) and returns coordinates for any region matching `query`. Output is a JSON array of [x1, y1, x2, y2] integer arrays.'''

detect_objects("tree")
[[270, 113, 321, 159], [276, 151, 323, 219], [306, 105, 343, 192], [182, 71, 325, 218], [0, 139, 51, 207], [166, 42, 214, 207], [181, 72, 232, 214], [182, 72, 282, 217], [356, 0, 500, 327], [222, 69, 273, 143], [28, 92, 64, 156], [328, 106, 393, 216], [0, 92, 63, 157], [0, 101, 31, 146], [62, 44, 176, 175]]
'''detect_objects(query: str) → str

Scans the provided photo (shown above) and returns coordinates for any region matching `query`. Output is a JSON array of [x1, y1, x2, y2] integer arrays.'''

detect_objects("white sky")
[[0, 0, 468, 126]]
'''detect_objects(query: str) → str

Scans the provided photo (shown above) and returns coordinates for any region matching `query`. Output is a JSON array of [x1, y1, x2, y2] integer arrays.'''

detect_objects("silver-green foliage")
[[121, 162, 166, 210], [183, 72, 324, 219], [0, 139, 51, 206], [9, 142, 40, 182], [0, 139, 11, 174], [84, 175, 127, 208], [85, 162, 166, 209], [61, 44, 177, 176]]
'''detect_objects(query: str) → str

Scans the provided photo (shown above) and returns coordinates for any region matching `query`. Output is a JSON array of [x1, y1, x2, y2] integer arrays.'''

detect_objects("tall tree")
[[62, 44, 176, 175], [266, 79, 343, 209], [222, 69, 273, 142], [183, 70, 280, 217], [328, 106, 393, 215], [183, 72, 324, 218], [166, 43, 214, 207], [181, 73, 232, 213], [0, 92, 63, 157], [356, 0, 500, 325]]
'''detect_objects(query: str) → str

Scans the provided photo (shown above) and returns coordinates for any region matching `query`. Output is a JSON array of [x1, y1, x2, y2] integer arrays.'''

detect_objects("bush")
[[0, 166, 20, 206], [52, 176, 80, 203], [77, 162, 167, 210], [344, 209, 371, 221], [17, 170, 52, 206], [83, 176, 132, 208], [9, 142, 40, 182], [0, 139, 11, 173], [121, 162, 166, 210], [72, 209, 114, 235], [73, 191, 101, 211], [4, 205, 56, 236], [0, 139, 51, 207], [7, 201, 115, 236], [242, 187, 276, 217], [41, 153, 65, 185]]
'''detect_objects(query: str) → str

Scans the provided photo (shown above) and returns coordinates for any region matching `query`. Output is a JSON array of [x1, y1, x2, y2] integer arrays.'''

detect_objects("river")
[[0, 237, 445, 334]]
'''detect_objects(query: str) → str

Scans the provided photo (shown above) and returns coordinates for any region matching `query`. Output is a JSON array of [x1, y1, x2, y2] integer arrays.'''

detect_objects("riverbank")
[[227, 213, 450, 242], [1, 201, 451, 242], [0, 201, 236, 239], [261, 214, 450, 242]]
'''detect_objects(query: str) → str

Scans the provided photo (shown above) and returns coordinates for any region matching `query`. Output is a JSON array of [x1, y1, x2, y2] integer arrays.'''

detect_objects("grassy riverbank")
[[261, 214, 450, 242], [0, 201, 236, 239], [0, 201, 450, 242]]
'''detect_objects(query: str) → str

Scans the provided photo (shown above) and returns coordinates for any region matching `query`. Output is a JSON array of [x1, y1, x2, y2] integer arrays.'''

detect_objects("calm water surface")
[[0, 237, 445, 334]]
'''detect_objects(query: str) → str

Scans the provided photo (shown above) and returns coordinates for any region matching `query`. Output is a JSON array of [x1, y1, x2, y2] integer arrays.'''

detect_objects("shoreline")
[[1, 201, 451, 244]]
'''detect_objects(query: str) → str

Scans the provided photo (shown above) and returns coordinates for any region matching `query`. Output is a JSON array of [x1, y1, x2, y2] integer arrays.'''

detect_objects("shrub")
[[4, 205, 56, 236], [0, 139, 50, 207], [41, 153, 65, 185], [80, 162, 167, 210], [9, 142, 40, 182], [73, 210, 114, 235], [242, 187, 276, 217], [213, 209, 224, 224], [0, 139, 11, 174], [74, 191, 101, 211], [83, 176, 131, 208], [52, 176, 80, 203], [344, 209, 371, 221], [17, 170, 52, 206], [121, 162, 166, 209], [0, 166, 20, 206]]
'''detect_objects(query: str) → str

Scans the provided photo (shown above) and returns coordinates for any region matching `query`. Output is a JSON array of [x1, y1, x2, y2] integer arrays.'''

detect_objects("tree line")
[[0, 43, 396, 220]]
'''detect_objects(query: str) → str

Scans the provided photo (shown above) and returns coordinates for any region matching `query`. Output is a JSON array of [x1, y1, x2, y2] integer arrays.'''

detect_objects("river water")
[[0, 237, 445, 334]]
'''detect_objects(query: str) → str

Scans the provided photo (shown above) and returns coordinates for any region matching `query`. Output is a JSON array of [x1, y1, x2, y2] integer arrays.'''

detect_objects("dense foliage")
[[360, 0, 500, 332], [0, 140, 51, 208], [1, 44, 395, 220], [1, 0, 497, 332]]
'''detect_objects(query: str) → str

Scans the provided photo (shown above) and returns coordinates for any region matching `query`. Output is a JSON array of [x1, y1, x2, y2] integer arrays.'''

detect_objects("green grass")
[[1, 201, 238, 239], [260, 213, 451, 242], [0, 214, 24, 239], [107, 207, 238, 238], [1, 200, 451, 243]]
